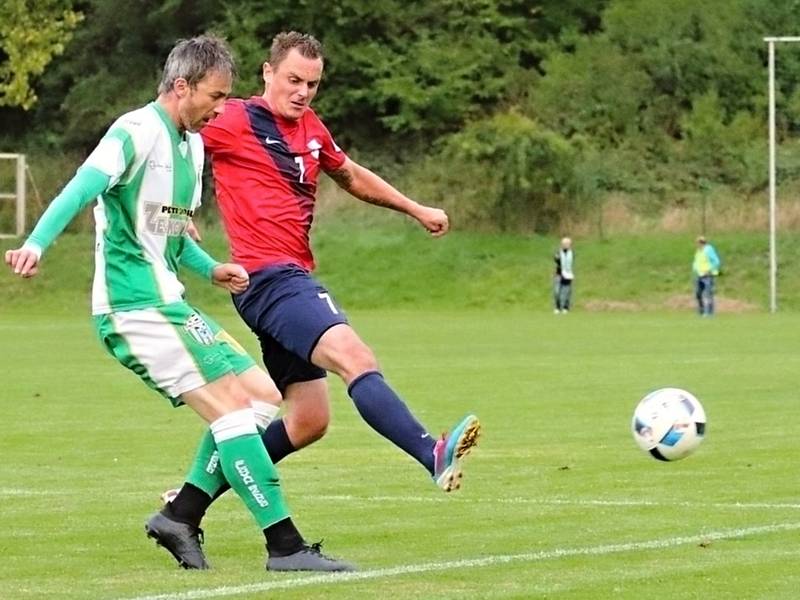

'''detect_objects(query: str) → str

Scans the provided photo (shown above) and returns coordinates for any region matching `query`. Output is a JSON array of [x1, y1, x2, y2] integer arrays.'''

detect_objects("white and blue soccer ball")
[[631, 388, 706, 461]]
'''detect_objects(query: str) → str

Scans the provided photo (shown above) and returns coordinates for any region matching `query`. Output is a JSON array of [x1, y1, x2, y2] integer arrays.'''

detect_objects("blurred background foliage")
[[1, 0, 800, 234]]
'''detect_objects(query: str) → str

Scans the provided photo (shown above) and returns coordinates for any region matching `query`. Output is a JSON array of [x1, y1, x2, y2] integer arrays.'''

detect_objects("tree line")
[[1, 0, 799, 232]]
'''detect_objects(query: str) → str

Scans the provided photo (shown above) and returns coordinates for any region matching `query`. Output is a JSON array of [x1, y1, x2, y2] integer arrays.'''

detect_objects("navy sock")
[[348, 371, 436, 473], [261, 418, 297, 464]]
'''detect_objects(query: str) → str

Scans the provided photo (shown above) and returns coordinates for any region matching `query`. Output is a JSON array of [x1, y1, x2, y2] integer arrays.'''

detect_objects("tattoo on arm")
[[327, 167, 354, 191], [360, 195, 394, 208], [327, 166, 397, 209], [328, 169, 402, 211]]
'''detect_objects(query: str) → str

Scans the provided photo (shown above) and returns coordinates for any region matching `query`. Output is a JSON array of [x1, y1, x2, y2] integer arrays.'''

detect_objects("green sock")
[[215, 432, 290, 528], [185, 430, 226, 497]]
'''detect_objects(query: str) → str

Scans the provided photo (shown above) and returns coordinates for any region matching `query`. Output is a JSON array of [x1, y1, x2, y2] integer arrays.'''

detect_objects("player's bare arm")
[[327, 158, 450, 237]]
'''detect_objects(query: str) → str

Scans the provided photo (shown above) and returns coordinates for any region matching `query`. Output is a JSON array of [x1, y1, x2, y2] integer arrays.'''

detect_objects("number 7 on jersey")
[[317, 292, 339, 314]]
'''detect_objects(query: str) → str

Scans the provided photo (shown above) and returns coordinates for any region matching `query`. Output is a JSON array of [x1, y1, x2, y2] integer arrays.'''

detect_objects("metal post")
[[16, 154, 26, 237], [768, 40, 777, 313], [763, 37, 800, 313]]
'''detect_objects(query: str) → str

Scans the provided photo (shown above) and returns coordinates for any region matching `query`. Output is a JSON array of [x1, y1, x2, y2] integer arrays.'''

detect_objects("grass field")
[[1, 307, 799, 599]]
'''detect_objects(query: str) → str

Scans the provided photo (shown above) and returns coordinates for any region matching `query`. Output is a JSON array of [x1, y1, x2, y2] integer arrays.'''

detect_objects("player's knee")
[[219, 374, 254, 409], [290, 410, 329, 444], [315, 327, 378, 377], [338, 342, 378, 379], [304, 418, 329, 443], [254, 384, 281, 405], [238, 366, 281, 404], [245, 384, 281, 407]]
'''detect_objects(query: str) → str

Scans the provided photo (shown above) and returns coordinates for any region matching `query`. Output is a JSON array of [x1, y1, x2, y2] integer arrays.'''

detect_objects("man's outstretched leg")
[[232, 269, 482, 491], [314, 324, 481, 491]]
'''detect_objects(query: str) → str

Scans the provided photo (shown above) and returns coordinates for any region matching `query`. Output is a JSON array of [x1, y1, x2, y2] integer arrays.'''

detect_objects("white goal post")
[[0, 153, 26, 238], [765, 37, 800, 313]]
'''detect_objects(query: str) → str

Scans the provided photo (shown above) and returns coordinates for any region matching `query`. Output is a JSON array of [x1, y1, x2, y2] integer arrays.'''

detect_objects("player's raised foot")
[[433, 414, 481, 492], [266, 541, 356, 572], [145, 512, 210, 570]]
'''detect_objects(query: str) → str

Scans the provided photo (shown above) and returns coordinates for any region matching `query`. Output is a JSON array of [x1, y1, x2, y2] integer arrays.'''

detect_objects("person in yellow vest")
[[693, 236, 721, 316]]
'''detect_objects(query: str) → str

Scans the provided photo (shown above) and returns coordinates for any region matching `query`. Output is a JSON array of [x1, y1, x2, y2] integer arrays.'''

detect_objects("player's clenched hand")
[[4, 247, 40, 278], [212, 263, 250, 293], [415, 205, 449, 237]]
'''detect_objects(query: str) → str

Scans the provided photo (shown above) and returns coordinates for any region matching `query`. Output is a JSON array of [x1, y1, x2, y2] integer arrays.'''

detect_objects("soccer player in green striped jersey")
[[4, 35, 352, 573]]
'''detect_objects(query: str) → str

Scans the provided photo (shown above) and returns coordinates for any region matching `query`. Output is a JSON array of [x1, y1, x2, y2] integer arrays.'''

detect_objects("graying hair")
[[269, 31, 323, 68], [158, 35, 236, 95]]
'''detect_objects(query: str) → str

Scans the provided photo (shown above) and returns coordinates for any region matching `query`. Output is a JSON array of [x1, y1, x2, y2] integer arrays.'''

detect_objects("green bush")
[[442, 111, 575, 232]]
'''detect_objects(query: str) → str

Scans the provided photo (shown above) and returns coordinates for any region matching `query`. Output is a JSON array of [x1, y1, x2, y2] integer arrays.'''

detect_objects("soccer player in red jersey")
[[162, 32, 480, 534]]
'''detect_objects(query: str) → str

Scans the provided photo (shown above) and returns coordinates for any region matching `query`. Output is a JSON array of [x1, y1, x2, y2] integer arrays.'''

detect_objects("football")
[[631, 388, 707, 461]]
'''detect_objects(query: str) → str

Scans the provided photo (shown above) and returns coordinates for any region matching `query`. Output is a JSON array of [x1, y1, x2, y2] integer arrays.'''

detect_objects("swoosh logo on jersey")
[[264, 137, 282, 145]]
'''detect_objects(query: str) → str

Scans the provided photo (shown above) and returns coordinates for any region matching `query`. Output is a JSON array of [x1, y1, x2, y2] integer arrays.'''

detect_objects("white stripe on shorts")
[[110, 308, 206, 398]]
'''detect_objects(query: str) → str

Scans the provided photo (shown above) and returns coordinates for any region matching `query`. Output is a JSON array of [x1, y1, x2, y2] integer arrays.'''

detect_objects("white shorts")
[[93, 302, 255, 406]]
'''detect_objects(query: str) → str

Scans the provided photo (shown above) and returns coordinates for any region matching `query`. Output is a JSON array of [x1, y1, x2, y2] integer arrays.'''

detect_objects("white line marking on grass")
[[0, 488, 52, 497], [119, 521, 800, 600], [312, 494, 800, 511]]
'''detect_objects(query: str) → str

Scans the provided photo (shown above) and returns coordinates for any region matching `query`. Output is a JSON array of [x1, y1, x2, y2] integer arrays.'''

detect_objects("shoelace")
[[191, 527, 205, 546], [307, 539, 343, 560], [302, 540, 349, 565]]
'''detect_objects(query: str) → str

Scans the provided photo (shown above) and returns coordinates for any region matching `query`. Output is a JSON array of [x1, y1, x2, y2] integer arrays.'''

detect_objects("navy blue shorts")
[[232, 264, 348, 393]]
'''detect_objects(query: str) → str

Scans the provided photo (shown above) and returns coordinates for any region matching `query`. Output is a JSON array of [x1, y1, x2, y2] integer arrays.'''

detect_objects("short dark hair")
[[269, 32, 323, 68], [158, 35, 236, 95]]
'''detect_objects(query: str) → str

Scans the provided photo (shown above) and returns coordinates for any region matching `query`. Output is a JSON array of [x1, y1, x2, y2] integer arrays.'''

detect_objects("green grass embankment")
[[1, 214, 796, 314]]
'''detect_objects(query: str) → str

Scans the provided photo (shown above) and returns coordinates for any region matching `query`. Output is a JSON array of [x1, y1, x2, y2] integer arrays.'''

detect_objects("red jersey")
[[201, 96, 347, 272]]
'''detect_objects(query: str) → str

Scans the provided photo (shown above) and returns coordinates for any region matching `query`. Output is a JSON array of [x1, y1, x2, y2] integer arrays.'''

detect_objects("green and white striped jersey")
[[86, 102, 204, 314], [26, 101, 216, 315]]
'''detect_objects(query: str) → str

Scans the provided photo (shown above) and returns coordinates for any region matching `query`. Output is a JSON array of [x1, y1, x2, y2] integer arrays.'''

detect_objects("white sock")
[[210, 408, 258, 443], [252, 401, 280, 430]]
